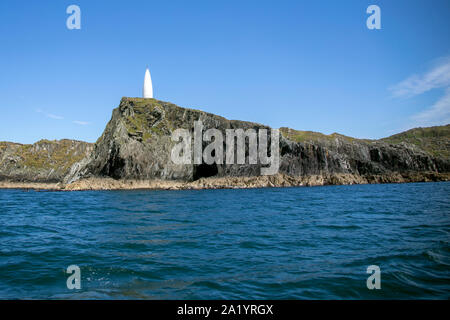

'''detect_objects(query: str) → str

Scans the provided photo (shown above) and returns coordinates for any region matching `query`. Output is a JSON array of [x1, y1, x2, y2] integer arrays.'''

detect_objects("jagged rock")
[[64, 97, 275, 183], [0, 139, 92, 183], [1, 97, 449, 187], [64, 97, 449, 184]]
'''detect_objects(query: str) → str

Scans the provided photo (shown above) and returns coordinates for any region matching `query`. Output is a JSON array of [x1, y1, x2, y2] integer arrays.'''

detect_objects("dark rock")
[[64, 98, 449, 184], [1, 98, 448, 185]]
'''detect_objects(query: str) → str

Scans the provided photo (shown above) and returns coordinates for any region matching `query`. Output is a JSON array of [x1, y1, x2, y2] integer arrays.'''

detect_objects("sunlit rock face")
[[143, 67, 153, 98], [61, 98, 450, 185]]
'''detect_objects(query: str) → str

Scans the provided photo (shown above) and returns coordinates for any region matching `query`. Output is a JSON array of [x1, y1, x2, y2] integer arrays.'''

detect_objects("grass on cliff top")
[[122, 97, 224, 119], [122, 98, 449, 159], [279, 127, 370, 144], [122, 97, 223, 141], [23, 140, 88, 171], [0, 142, 8, 152], [0, 140, 90, 172], [381, 124, 450, 159], [123, 98, 170, 140], [281, 124, 450, 159]]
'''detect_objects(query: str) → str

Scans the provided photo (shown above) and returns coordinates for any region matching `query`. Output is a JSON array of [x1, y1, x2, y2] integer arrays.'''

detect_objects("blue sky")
[[1, 0, 449, 144]]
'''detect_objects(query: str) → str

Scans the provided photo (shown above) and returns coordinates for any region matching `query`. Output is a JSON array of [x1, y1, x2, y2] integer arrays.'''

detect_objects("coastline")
[[1, 172, 448, 191]]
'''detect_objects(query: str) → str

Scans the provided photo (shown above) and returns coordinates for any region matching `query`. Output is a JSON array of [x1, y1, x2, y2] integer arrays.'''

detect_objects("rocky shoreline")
[[1, 172, 448, 191], [1, 99, 449, 190]]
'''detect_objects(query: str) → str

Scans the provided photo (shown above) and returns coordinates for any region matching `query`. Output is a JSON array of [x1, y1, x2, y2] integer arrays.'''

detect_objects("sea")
[[0, 182, 449, 299]]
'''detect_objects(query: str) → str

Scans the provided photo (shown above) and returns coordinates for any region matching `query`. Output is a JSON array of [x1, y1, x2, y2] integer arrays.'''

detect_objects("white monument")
[[143, 67, 153, 98]]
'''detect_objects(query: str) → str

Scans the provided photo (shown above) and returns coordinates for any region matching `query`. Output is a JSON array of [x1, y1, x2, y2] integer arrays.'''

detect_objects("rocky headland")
[[0, 98, 449, 190]]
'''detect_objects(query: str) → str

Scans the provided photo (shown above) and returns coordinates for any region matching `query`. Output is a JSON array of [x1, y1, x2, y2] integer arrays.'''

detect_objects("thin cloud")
[[390, 56, 450, 128], [36, 109, 91, 125], [73, 120, 90, 125], [411, 88, 450, 126], [389, 56, 450, 98], [47, 113, 64, 120], [36, 109, 64, 120]]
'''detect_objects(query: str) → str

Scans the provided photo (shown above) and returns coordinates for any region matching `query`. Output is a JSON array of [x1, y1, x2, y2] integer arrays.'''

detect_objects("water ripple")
[[0, 182, 449, 299]]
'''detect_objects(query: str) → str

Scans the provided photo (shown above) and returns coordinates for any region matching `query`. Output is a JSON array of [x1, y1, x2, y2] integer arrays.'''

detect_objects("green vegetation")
[[123, 98, 171, 141], [0, 140, 91, 172], [381, 124, 450, 159], [122, 100, 449, 161], [280, 124, 450, 160], [279, 127, 369, 144], [0, 143, 8, 153]]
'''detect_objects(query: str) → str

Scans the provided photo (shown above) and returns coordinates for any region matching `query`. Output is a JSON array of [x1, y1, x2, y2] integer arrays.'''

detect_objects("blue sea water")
[[0, 182, 449, 299]]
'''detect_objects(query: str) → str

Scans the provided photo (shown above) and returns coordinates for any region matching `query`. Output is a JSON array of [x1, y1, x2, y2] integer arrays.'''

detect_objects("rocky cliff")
[[1, 97, 449, 188], [278, 127, 449, 177], [64, 97, 274, 183], [0, 139, 92, 183], [380, 124, 450, 160], [64, 98, 449, 185]]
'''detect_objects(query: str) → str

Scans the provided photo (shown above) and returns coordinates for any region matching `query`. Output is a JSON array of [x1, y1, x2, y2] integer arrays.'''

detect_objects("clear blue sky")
[[1, 0, 449, 144]]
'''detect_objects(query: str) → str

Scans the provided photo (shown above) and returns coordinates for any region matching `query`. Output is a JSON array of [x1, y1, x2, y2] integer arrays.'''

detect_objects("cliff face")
[[65, 97, 274, 183], [380, 124, 450, 160], [0, 139, 92, 183], [1, 98, 448, 186], [63, 97, 450, 184], [279, 128, 449, 177]]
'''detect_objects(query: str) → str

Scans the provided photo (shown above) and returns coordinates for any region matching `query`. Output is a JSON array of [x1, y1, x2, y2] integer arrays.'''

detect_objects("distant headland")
[[0, 97, 449, 190]]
